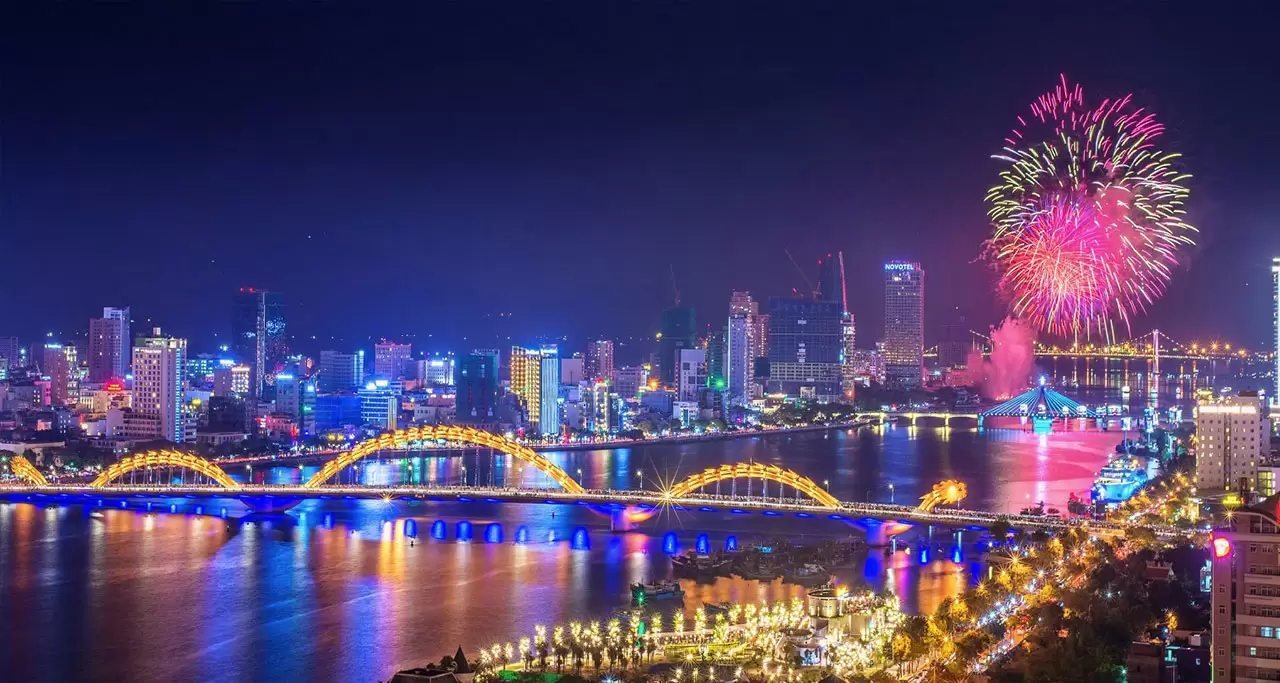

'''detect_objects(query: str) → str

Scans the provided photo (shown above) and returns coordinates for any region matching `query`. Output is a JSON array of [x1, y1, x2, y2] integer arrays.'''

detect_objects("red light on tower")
[[1212, 536, 1232, 559]]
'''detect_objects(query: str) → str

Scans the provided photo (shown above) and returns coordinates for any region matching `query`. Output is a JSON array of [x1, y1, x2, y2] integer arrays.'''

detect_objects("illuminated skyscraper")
[[883, 261, 924, 389], [232, 288, 286, 397], [0, 337, 21, 369], [766, 298, 842, 401], [726, 313, 751, 404], [131, 329, 189, 443], [88, 306, 130, 383], [43, 342, 79, 406], [373, 341, 413, 379], [586, 339, 614, 381], [539, 354, 561, 436], [1273, 257, 1279, 403], [511, 345, 558, 430]]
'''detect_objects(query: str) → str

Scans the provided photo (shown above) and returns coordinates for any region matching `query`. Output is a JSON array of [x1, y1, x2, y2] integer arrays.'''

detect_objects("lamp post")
[[462, 465, 468, 487], [823, 479, 830, 491], [577, 468, 583, 486], [636, 469, 644, 489], [889, 483, 895, 504]]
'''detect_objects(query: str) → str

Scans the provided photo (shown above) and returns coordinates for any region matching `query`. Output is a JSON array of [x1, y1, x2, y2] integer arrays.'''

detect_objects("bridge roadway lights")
[[854, 518, 915, 547]]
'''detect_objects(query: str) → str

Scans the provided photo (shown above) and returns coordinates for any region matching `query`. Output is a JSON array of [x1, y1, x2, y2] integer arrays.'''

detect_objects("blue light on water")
[[195, 505, 204, 515], [571, 527, 590, 550], [485, 523, 503, 543], [696, 534, 709, 555], [431, 520, 447, 540], [146, 502, 152, 511], [515, 526, 529, 544], [663, 532, 678, 555], [404, 520, 417, 538], [548, 529, 557, 543], [795, 512, 813, 518], [952, 545, 963, 564], [725, 535, 738, 552], [119, 501, 127, 509], [762, 510, 782, 516], [323, 513, 334, 529], [169, 504, 176, 513], [456, 521, 473, 541], [918, 547, 930, 565]]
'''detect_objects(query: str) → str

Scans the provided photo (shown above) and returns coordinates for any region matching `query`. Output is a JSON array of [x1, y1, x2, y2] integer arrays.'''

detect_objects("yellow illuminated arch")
[[9, 454, 49, 487], [304, 426, 586, 492], [89, 450, 238, 489], [666, 463, 841, 508]]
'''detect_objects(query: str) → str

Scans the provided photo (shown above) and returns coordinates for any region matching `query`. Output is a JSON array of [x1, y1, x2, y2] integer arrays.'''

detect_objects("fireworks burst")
[[984, 75, 1196, 339]]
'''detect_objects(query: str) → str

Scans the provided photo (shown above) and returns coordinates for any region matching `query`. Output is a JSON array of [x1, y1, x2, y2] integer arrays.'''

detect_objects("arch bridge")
[[666, 463, 839, 507]]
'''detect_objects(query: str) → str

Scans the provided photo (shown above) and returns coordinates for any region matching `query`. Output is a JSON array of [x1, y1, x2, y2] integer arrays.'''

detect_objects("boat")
[[1091, 456, 1150, 504], [782, 563, 830, 586], [703, 601, 732, 615], [630, 580, 685, 606], [671, 550, 732, 577]]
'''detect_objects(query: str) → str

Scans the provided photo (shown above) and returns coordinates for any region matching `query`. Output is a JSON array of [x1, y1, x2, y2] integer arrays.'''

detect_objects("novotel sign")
[[884, 262, 917, 271]]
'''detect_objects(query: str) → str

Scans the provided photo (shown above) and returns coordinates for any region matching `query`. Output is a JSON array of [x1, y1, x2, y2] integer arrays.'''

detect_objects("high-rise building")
[[560, 357, 584, 386], [358, 379, 399, 430], [584, 380, 614, 433], [675, 348, 707, 402], [706, 328, 727, 391], [752, 315, 770, 363], [275, 374, 316, 437], [456, 352, 500, 423], [612, 366, 647, 399], [88, 306, 130, 383], [318, 349, 365, 392], [511, 345, 558, 428], [938, 315, 972, 370], [766, 298, 843, 401], [726, 314, 751, 404], [131, 328, 189, 443], [213, 361, 252, 397], [232, 288, 286, 397], [659, 306, 696, 386], [417, 353, 455, 386], [1210, 500, 1280, 682], [43, 342, 79, 407], [840, 312, 856, 400], [586, 340, 614, 381], [0, 337, 21, 369], [1196, 391, 1271, 492], [373, 342, 413, 380], [539, 355, 561, 436], [883, 261, 925, 389], [1273, 257, 1279, 404]]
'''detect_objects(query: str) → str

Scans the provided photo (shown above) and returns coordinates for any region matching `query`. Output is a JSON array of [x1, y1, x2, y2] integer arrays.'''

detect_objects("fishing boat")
[[630, 580, 685, 606], [703, 601, 732, 615], [671, 550, 732, 577], [782, 563, 829, 586]]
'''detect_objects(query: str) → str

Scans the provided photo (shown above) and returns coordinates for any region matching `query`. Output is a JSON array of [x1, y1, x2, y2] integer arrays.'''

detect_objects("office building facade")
[[1196, 391, 1271, 492], [659, 306, 696, 386], [88, 306, 130, 383], [0, 337, 21, 369], [43, 342, 80, 407], [539, 355, 561, 436], [373, 342, 413, 380], [883, 261, 925, 389], [511, 345, 558, 429], [1273, 257, 1279, 403], [1210, 502, 1280, 682], [318, 349, 365, 392], [456, 352, 500, 423], [586, 339, 614, 382], [675, 348, 707, 402], [131, 329, 189, 443], [766, 298, 843, 401], [726, 313, 751, 404]]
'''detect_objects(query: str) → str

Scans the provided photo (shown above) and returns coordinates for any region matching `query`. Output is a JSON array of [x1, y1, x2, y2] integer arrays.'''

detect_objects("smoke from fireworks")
[[984, 75, 1196, 339], [966, 317, 1037, 400]]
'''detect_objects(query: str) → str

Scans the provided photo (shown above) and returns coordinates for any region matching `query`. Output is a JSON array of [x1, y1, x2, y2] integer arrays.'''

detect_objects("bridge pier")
[[609, 506, 655, 532], [855, 519, 914, 547]]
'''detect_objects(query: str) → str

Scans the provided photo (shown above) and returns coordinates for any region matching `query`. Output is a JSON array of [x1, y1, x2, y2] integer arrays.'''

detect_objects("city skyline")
[[4, 4, 1279, 349]]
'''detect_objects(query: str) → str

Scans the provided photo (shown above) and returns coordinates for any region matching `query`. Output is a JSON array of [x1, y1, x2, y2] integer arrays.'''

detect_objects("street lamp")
[[823, 479, 830, 491], [889, 483, 895, 504], [636, 469, 643, 488], [462, 465, 468, 486], [577, 468, 583, 485]]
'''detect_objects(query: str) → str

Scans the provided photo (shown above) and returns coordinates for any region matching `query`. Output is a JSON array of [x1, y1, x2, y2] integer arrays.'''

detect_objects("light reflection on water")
[[2, 366, 1248, 682]]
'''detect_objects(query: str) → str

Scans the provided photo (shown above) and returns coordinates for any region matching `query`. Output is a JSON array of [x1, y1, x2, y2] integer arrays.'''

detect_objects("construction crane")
[[669, 263, 681, 306], [784, 249, 816, 295]]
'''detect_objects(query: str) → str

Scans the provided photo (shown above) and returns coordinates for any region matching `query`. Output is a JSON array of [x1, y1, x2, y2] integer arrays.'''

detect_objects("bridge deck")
[[0, 483, 1166, 535]]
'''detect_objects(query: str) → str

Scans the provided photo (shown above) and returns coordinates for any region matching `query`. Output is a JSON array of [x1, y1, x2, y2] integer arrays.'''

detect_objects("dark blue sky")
[[3, 2, 1277, 357]]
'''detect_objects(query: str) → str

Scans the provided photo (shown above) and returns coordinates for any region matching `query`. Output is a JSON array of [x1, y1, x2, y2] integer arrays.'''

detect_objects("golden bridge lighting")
[[917, 479, 968, 512]]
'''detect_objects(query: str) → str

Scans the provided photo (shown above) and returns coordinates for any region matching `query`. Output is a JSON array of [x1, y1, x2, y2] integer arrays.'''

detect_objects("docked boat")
[[630, 580, 685, 606], [671, 550, 732, 577], [1091, 456, 1151, 504], [782, 563, 830, 586]]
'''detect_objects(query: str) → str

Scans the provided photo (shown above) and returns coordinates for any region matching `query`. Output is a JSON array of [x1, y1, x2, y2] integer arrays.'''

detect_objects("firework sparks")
[[984, 75, 1196, 339]]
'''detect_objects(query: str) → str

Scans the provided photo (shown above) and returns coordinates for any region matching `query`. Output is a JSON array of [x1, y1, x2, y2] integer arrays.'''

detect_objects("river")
[[1, 358, 1256, 682]]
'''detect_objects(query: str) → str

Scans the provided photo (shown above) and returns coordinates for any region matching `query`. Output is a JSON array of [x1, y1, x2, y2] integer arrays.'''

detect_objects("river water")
[[0, 358, 1253, 683]]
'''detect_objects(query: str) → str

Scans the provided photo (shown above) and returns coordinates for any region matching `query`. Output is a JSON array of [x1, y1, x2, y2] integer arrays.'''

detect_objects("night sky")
[[4, 3, 1277, 358]]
